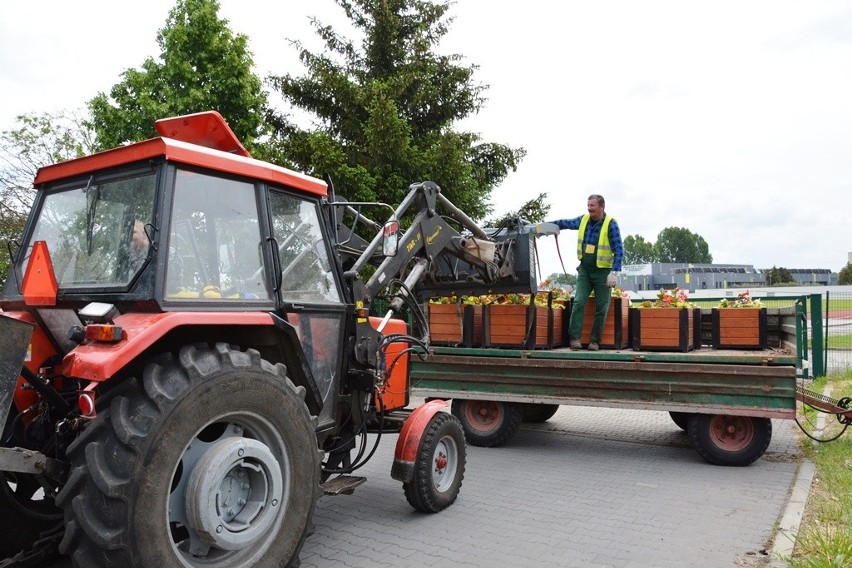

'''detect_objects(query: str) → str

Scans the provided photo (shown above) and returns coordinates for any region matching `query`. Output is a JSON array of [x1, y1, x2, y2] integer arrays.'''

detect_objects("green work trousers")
[[568, 262, 612, 343]]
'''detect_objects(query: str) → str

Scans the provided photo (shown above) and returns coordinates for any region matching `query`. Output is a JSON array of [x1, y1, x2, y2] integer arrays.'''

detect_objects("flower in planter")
[[429, 295, 487, 305], [591, 287, 631, 300], [638, 287, 693, 309], [717, 290, 763, 308]]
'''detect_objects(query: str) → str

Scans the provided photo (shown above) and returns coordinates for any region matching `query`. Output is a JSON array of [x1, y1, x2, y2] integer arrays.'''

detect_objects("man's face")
[[587, 199, 604, 221]]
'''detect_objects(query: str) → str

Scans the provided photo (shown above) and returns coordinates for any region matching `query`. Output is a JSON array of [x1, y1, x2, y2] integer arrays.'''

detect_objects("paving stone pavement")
[[43, 404, 804, 567], [300, 404, 803, 568]]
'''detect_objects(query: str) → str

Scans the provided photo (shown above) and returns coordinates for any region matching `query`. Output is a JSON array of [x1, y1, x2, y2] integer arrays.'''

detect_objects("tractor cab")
[[3, 111, 349, 429]]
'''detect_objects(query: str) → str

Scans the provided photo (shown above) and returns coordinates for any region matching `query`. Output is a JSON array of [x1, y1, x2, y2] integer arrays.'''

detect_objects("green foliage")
[[653, 227, 712, 263], [266, 0, 525, 220], [765, 265, 797, 286], [791, 370, 852, 567], [483, 192, 550, 227], [838, 262, 852, 285], [88, 0, 268, 153], [545, 272, 577, 287], [0, 110, 96, 288], [623, 234, 656, 264]]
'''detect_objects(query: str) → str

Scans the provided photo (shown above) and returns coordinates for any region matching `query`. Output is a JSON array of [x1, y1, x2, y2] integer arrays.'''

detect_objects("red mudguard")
[[390, 399, 449, 483]]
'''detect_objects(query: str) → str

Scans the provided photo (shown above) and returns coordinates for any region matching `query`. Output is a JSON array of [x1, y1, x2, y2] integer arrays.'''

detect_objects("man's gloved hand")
[[606, 271, 618, 287]]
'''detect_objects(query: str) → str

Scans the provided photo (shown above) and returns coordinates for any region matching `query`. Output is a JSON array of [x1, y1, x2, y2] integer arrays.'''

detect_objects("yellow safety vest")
[[576, 214, 614, 268]]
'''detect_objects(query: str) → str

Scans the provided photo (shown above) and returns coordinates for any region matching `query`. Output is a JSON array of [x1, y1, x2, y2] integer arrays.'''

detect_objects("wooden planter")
[[630, 308, 694, 352], [428, 303, 482, 347], [574, 296, 630, 349], [483, 304, 565, 349], [711, 308, 767, 350]]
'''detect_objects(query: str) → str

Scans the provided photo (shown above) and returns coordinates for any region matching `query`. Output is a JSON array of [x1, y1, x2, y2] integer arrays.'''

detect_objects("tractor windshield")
[[22, 169, 156, 288]]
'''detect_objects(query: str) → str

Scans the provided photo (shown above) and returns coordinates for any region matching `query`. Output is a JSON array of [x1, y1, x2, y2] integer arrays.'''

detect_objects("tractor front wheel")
[[55, 343, 320, 567], [403, 412, 466, 513], [0, 471, 63, 560]]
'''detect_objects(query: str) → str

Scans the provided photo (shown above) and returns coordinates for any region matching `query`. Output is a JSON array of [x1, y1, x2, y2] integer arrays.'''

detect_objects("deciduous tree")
[[838, 262, 852, 285], [0, 111, 95, 286], [654, 227, 712, 263], [623, 234, 656, 265], [88, 0, 268, 154]]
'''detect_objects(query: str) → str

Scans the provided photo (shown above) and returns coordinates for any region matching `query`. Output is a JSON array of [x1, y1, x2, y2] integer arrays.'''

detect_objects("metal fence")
[[824, 288, 852, 374]]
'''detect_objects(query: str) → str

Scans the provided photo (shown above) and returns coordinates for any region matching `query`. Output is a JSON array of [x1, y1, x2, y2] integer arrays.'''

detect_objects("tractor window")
[[165, 170, 270, 301], [23, 171, 156, 288], [268, 191, 340, 303]]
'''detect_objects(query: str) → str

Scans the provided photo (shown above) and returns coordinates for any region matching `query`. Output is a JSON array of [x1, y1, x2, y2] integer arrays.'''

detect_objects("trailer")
[[409, 298, 851, 466]]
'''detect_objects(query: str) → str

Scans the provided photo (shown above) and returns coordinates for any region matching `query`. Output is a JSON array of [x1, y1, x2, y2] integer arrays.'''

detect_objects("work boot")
[[569, 339, 582, 350], [587, 342, 600, 351]]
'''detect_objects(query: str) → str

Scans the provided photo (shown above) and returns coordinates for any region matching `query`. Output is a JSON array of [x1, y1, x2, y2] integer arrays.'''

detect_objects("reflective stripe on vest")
[[576, 214, 615, 268]]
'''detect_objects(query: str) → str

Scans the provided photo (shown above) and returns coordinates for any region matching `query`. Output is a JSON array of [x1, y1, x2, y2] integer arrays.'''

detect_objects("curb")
[[768, 458, 815, 566]]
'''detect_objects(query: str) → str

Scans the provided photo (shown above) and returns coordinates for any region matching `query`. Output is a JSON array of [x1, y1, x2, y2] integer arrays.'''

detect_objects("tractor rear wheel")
[[55, 343, 320, 567], [403, 412, 466, 513], [451, 399, 523, 447]]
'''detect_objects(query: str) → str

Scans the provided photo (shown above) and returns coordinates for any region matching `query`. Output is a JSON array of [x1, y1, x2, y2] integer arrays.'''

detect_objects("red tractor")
[[0, 112, 536, 566]]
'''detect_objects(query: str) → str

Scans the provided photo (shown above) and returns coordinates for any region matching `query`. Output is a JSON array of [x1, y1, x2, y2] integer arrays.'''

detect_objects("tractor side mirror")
[[382, 219, 399, 257]]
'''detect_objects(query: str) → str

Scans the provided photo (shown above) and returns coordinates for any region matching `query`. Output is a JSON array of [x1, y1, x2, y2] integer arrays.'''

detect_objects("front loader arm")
[[339, 181, 533, 308], [334, 181, 538, 371]]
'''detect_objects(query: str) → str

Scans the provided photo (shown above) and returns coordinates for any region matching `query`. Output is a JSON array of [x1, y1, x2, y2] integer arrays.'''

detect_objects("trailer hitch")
[[795, 385, 852, 442]]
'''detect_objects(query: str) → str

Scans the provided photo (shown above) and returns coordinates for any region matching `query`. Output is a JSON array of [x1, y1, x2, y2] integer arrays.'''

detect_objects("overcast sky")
[[2, 1, 851, 278]]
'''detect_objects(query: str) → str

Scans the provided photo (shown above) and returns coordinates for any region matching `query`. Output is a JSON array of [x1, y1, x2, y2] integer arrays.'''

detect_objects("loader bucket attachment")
[[0, 315, 35, 434]]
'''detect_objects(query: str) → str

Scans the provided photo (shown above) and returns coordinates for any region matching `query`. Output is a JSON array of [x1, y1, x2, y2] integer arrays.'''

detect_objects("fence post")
[[810, 293, 825, 377]]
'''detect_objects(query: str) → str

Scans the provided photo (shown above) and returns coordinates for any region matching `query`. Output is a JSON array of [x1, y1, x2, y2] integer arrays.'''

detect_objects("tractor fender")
[[61, 312, 277, 380], [60, 311, 324, 416], [391, 399, 449, 483]]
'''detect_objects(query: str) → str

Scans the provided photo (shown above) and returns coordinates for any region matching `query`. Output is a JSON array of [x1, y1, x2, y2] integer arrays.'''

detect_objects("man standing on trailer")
[[549, 194, 624, 351]]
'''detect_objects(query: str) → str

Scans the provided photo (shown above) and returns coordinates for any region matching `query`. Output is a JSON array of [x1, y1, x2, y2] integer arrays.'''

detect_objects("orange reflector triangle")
[[22, 241, 58, 306]]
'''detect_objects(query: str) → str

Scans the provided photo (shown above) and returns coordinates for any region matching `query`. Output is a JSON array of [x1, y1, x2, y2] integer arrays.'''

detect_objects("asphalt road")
[[45, 404, 803, 568]]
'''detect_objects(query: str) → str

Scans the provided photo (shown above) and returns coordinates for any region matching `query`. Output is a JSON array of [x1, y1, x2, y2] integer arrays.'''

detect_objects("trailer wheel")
[[522, 403, 560, 423], [688, 414, 772, 466], [55, 343, 320, 567], [669, 411, 691, 431], [451, 399, 523, 447], [403, 412, 466, 513]]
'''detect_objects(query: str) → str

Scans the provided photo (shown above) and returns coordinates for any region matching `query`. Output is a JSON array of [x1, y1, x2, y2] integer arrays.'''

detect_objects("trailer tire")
[[522, 403, 560, 423], [55, 343, 321, 567], [688, 413, 772, 466], [669, 411, 691, 431], [403, 412, 466, 513], [451, 399, 523, 447]]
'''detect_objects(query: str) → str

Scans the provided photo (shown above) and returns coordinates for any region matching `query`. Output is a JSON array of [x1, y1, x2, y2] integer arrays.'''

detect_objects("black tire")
[[669, 411, 691, 431], [687, 413, 772, 467], [403, 412, 466, 513], [0, 471, 63, 559], [55, 343, 321, 567], [522, 403, 560, 423], [0, 403, 64, 560], [451, 399, 523, 447]]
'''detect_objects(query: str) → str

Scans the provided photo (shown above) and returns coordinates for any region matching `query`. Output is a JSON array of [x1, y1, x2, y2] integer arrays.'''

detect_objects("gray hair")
[[588, 194, 605, 207]]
